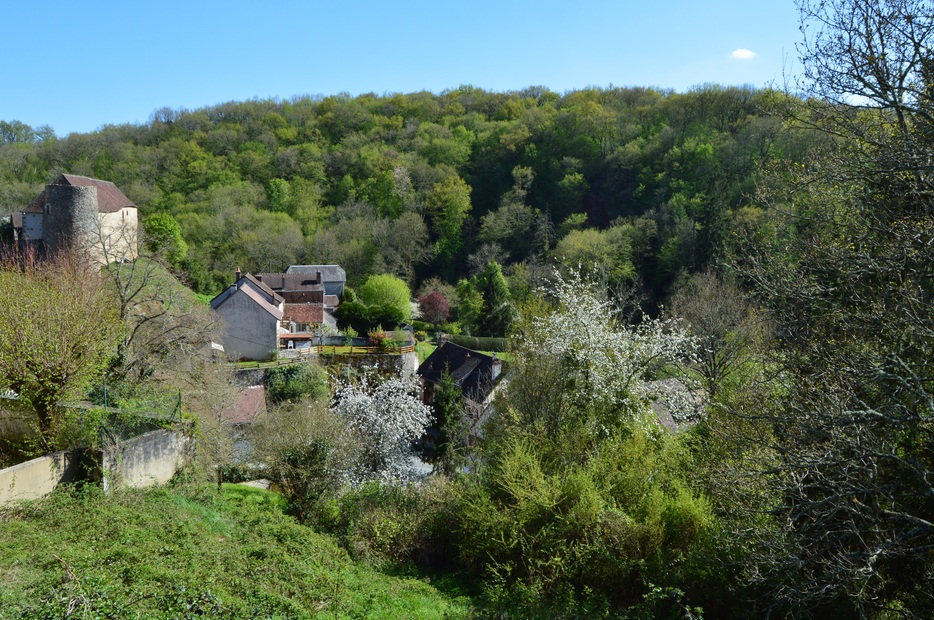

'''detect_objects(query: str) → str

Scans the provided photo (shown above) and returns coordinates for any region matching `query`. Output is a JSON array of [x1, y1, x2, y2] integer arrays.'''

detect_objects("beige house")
[[16, 174, 138, 265]]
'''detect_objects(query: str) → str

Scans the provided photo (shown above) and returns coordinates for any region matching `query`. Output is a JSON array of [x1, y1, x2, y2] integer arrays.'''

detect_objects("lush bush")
[[451, 426, 715, 612], [335, 300, 405, 333], [316, 479, 458, 571], [359, 274, 411, 322], [253, 398, 361, 523], [264, 362, 328, 403]]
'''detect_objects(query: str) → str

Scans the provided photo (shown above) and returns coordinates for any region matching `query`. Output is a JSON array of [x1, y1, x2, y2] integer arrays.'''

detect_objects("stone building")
[[15, 174, 138, 264]]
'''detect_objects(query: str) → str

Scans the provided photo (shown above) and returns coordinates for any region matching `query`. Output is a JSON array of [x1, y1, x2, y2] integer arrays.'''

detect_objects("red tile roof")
[[224, 385, 267, 425], [25, 174, 137, 214], [283, 303, 324, 324]]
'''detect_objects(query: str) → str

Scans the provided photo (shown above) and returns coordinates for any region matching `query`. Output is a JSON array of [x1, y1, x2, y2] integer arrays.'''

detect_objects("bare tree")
[[724, 2, 934, 615], [89, 214, 219, 384], [668, 270, 766, 396]]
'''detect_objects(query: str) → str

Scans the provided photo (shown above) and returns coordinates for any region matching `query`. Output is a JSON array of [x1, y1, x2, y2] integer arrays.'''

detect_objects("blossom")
[[331, 375, 432, 484], [526, 268, 697, 421]]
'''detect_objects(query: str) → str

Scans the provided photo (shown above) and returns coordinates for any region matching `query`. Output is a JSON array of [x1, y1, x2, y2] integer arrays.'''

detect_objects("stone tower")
[[43, 183, 99, 257]]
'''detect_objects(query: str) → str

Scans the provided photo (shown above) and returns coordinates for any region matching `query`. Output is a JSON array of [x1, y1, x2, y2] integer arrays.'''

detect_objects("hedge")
[[446, 335, 509, 352]]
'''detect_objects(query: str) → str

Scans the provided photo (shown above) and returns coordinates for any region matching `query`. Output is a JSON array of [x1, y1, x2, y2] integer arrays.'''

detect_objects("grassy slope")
[[0, 483, 470, 619]]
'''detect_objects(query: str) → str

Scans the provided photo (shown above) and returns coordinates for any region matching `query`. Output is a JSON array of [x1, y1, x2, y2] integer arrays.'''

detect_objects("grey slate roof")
[[417, 342, 500, 403], [285, 264, 346, 282], [210, 273, 284, 319], [256, 273, 324, 292]]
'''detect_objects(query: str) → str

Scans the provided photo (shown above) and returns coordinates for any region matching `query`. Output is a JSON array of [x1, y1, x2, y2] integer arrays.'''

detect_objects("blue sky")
[[2, 1, 801, 136]]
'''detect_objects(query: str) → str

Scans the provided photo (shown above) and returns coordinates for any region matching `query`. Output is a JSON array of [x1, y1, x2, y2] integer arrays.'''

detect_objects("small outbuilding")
[[417, 342, 502, 407]]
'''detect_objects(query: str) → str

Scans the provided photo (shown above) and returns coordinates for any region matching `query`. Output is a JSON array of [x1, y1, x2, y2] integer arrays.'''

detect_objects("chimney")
[[235, 267, 242, 282], [316, 270, 322, 285]]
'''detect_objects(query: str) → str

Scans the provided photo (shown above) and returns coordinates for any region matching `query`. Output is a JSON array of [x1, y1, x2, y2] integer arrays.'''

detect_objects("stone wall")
[[44, 184, 98, 257], [317, 352, 406, 376]]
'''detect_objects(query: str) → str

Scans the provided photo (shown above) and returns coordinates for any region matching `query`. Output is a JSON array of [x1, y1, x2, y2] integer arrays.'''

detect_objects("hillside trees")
[[727, 0, 934, 614], [0, 83, 808, 298]]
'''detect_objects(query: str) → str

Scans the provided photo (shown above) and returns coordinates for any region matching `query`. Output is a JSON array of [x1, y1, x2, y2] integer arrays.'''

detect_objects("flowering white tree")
[[523, 268, 697, 427], [330, 376, 432, 484]]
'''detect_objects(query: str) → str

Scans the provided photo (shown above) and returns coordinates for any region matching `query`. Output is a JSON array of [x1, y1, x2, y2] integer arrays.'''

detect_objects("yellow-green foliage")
[[453, 423, 714, 608]]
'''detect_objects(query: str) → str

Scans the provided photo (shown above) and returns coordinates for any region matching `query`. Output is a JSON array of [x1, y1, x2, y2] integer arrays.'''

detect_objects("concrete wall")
[[217, 290, 280, 361], [0, 450, 81, 505], [0, 429, 191, 506], [100, 429, 191, 491]]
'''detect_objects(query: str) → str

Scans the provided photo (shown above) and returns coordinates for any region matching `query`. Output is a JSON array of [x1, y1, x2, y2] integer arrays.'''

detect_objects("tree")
[[254, 397, 359, 522], [331, 376, 432, 484], [668, 270, 763, 397], [473, 261, 516, 337], [358, 273, 412, 322], [454, 278, 484, 335], [417, 290, 450, 327], [425, 175, 472, 266], [0, 249, 120, 446], [426, 369, 467, 476], [372, 211, 434, 285], [143, 212, 188, 267], [726, 1, 934, 614], [89, 214, 219, 385], [517, 268, 696, 436], [175, 360, 240, 490]]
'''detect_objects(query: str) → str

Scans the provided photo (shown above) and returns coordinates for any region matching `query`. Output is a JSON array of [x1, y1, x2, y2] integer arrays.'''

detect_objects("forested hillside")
[[0, 84, 814, 302], [5, 0, 934, 617]]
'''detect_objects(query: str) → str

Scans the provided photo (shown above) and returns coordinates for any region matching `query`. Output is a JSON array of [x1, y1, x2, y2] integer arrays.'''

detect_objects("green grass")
[[0, 482, 472, 619], [415, 341, 437, 364]]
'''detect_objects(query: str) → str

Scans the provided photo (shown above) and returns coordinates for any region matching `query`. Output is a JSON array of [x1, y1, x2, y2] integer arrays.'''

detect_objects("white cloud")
[[730, 49, 758, 60]]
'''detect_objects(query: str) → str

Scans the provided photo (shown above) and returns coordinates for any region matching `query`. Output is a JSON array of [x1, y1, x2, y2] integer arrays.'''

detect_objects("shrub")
[[447, 335, 508, 352], [359, 274, 411, 322], [264, 362, 328, 403], [450, 425, 715, 611], [318, 478, 457, 571]]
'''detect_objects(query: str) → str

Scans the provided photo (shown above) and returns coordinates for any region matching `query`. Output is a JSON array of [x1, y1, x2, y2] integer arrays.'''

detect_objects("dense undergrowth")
[[0, 481, 471, 619]]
